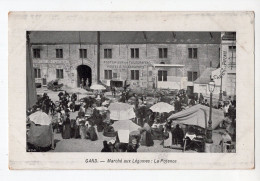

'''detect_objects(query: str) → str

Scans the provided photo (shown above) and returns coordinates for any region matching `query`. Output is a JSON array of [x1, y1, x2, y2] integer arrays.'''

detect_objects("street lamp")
[[206, 78, 215, 144]]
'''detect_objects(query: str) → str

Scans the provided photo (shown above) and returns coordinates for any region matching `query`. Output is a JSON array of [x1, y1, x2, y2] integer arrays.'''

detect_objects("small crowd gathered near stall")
[[26, 81, 236, 153]]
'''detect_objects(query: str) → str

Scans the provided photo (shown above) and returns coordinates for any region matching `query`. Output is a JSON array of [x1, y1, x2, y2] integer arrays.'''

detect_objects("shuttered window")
[[56, 69, 64, 79], [158, 70, 167, 81], [187, 71, 198, 81], [79, 49, 87, 58], [104, 49, 112, 58], [104, 70, 112, 79], [131, 70, 139, 80], [34, 68, 41, 78], [33, 49, 41, 58], [56, 49, 63, 58], [131, 48, 139, 58], [188, 48, 197, 59], [159, 48, 167, 58]]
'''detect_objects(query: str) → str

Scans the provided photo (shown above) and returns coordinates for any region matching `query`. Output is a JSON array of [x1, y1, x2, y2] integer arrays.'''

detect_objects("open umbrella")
[[113, 120, 140, 132], [90, 84, 106, 90], [74, 87, 88, 100], [29, 111, 52, 125], [108, 102, 136, 120], [150, 102, 175, 113], [96, 106, 108, 112]]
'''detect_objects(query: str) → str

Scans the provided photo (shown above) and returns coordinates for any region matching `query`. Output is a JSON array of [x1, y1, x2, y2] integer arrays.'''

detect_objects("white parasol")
[[96, 106, 108, 111], [74, 87, 88, 100], [113, 120, 140, 132], [90, 84, 106, 90], [150, 102, 175, 113], [108, 102, 136, 120], [29, 111, 52, 125]]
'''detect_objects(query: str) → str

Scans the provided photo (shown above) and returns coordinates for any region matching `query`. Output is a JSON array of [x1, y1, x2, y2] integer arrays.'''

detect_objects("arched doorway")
[[77, 65, 92, 87]]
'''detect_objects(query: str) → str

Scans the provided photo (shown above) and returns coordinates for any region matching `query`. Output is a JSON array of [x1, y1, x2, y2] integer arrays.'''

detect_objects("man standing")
[[174, 96, 182, 112], [81, 78, 85, 88], [172, 124, 184, 145], [86, 78, 89, 88], [134, 94, 139, 109], [199, 93, 204, 104], [111, 86, 116, 98]]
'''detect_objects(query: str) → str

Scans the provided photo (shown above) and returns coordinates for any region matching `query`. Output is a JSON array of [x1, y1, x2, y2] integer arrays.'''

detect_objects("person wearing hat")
[[174, 96, 182, 112], [172, 124, 184, 146], [58, 91, 64, 101], [86, 120, 98, 141], [133, 93, 139, 109], [199, 93, 204, 104], [127, 138, 139, 152], [107, 140, 116, 152], [76, 111, 86, 139], [204, 99, 209, 107], [61, 109, 71, 139], [219, 131, 232, 152], [64, 91, 70, 100], [101, 141, 110, 152], [223, 101, 230, 117]]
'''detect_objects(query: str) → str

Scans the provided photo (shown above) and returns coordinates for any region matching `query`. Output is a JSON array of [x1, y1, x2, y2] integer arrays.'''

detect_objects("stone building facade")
[[31, 31, 221, 94], [212, 32, 236, 97]]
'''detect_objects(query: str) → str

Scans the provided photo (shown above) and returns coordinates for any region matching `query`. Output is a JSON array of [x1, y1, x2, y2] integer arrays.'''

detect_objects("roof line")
[[31, 42, 221, 45]]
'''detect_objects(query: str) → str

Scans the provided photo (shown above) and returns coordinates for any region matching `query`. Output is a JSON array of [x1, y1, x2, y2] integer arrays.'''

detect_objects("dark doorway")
[[77, 65, 92, 87]]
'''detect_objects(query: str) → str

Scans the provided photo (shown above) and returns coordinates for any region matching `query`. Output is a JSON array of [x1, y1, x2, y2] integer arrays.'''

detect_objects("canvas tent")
[[167, 104, 224, 129], [27, 111, 54, 148]]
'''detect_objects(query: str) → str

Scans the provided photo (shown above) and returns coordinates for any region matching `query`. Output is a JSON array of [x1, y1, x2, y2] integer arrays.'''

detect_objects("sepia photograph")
[[26, 31, 236, 153], [8, 11, 254, 170]]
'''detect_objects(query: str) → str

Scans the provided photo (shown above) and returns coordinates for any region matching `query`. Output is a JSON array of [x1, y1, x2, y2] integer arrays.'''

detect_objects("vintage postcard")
[[8, 11, 254, 169]]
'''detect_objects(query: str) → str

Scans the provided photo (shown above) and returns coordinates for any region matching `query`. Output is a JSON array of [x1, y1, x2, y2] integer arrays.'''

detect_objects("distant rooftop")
[[29, 31, 221, 44], [194, 68, 216, 84], [222, 32, 236, 41]]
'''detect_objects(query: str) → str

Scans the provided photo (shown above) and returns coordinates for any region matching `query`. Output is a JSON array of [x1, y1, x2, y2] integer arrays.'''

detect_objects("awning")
[[153, 64, 185, 68]]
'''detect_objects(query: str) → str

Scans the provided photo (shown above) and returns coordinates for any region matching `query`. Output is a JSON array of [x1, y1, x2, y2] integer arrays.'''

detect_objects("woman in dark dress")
[[86, 122, 98, 141], [62, 111, 71, 139], [101, 141, 110, 152], [140, 123, 154, 147]]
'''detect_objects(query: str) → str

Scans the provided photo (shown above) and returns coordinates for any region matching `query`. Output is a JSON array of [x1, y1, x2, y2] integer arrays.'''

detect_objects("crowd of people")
[[26, 86, 236, 152]]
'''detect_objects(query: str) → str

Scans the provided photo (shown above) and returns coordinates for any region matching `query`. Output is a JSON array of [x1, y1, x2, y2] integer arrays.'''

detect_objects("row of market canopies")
[[27, 102, 224, 148], [107, 102, 223, 130], [28, 101, 224, 130]]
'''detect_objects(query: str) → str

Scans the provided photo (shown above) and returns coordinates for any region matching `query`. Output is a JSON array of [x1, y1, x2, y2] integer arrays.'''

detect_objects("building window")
[[158, 70, 167, 81], [131, 70, 139, 80], [104, 70, 112, 79], [33, 49, 41, 58], [56, 49, 63, 58], [79, 49, 87, 58], [34, 68, 41, 78], [228, 46, 236, 68], [56, 69, 64, 79], [159, 48, 168, 58], [187, 71, 198, 81], [188, 48, 198, 59], [131, 48, 139, 58], [104, 49, 112, 59], [113, 73, 117, 79], [228, 46, 236, 58]]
